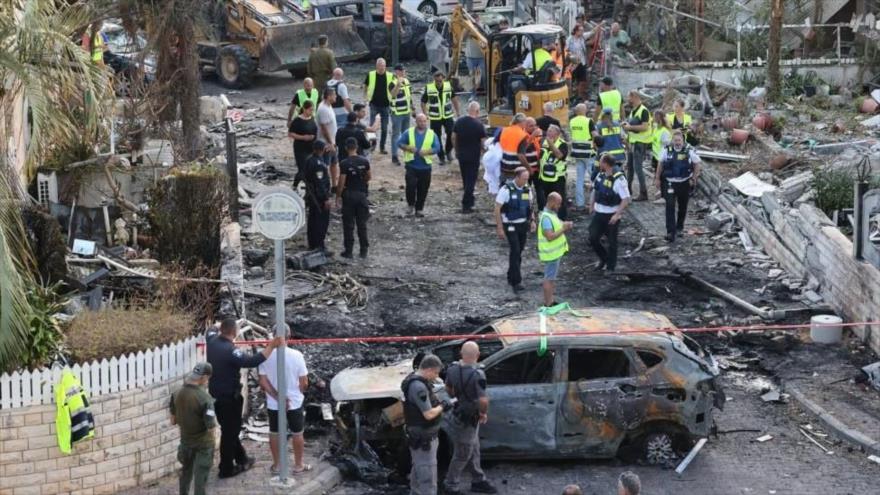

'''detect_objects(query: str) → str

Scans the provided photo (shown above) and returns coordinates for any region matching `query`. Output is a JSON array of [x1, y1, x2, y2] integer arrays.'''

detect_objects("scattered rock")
[[768, 269, 784, 278], [243, 248, 271, 266], [706, 212, 734, 232]]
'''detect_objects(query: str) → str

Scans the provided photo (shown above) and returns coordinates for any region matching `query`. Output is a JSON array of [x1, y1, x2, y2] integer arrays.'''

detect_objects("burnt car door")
[[556, 346, 647, 457], [479, 346, 561, 457]]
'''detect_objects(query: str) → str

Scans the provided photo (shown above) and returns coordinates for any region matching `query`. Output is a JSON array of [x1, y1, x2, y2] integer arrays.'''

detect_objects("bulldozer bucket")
[[260, 16, 368, 73]]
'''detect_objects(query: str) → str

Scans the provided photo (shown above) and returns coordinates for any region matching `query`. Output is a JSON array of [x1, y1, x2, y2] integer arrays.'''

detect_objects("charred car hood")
[[331, 360, 413, 401]]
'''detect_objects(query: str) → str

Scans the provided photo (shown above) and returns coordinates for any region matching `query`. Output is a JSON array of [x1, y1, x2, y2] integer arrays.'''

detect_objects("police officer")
[[589, 154, 631, 272], [171, 363, 216, 495], [402, 354, 452, 495], [443, 342, 497, 495], [304, 139, 333, 253], [206, 319, 282, 478], [537, 124, 569, 220], [494, 167, 535, 293], [594, 108, 626, 174], [654, 130, 701, 242], [337, 137, 371, 258]]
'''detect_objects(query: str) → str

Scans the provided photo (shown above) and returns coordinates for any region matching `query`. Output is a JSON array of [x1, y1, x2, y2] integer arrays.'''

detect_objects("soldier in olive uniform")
[[170, 363, 217, 495]]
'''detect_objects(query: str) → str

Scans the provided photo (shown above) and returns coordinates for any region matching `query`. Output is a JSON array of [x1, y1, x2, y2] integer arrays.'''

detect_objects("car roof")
[[491, 307, 677, 347], [496, 24, 565, 36]]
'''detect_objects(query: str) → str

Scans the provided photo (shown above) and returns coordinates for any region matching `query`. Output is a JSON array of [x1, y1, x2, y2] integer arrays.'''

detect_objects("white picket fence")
[[0, 337, 200, 410]]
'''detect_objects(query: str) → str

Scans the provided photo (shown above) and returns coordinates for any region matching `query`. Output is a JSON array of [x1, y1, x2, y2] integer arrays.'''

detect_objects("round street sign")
[[252, 187, 305, 240]]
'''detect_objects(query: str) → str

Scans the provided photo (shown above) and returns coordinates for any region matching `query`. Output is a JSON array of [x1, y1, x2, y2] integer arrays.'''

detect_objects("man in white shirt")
[[327, 68, 352, 128], [258, 331, 311, 476], [654, 130, 701, 242], [589, 153, 631, 272], [317, 88, 340, 189]]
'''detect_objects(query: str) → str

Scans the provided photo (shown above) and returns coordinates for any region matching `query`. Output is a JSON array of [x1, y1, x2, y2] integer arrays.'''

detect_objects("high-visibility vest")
[[500, 125, 528, 174], [666, 112, 693, 139], [425, 81, 454, 120], [526, 138, 540, 173], [569, 115, 594, 158], [598, 89, 622, 121], [392, 77, 412, 116], [402, 128, 436, 165], [366, 70, 393, 102], [628, 104, 653, 144], [598, 122, 625, 160], [55, 370, 95, 454], [652, 126, 671, 161], [539, 137, 567, 182], [91, 31, 104, 64], [302, 0, 311, 9], [295, 88, 319, 112], [530, 48, 553, 75], [537, 210, 568, 262]]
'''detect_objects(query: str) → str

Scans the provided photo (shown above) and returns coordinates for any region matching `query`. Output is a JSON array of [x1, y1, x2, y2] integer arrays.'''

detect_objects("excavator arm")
[[449, 5, 489, 81]]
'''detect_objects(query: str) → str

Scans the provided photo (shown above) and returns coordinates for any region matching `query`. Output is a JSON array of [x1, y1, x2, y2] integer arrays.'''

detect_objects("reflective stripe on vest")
[[652, 126, 671, 160], [666, 112, 692, 132], [403, 128, 435, 165], [392, 78, 412, 115], [628, 104, 653, 144], [539, 138, 567, 182], [55, 370, 95, 454], [296, 88, 319, 112], [502, 181, 530, 222], [366, 70, 393, 102], [594, 170, 625, 206], [569, 115, 594, 158], [91, 33, 104, 64], [537, 210, 568, 262], [599, 123, 625, 158], [525, 139, 540, 172], [500, 126, 527, 173], [662, 145, 694, 179], [425, 81, 454, 120], [598, 89, 622, 121]]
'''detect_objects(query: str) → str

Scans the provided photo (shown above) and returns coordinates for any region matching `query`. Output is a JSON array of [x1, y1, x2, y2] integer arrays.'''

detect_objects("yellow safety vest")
[[539, 137, 567, 182], [598, 89, 622, 121], [366, 70, 394, 102], [628, 104, 653, 144], [652, 126, 671, 161], [530, 48, 553, 74], [295, 88, 319, 113], [666, 112, 693, 139], [91, 32, 104, 64], [55, 370, 95, 454], [392, 77, 412, 116], [569, 115, 594, 158], [403, 128, 436, 165], [537, 210, 568, 262], [425, 81, 454, 120]]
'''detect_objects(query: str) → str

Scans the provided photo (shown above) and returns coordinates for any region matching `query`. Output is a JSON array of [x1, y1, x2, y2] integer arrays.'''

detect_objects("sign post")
[[252, 188, 305, 485]]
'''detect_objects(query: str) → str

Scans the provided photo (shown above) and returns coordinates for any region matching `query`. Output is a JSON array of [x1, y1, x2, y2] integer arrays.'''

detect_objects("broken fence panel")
[[0, 337, 199, 410]]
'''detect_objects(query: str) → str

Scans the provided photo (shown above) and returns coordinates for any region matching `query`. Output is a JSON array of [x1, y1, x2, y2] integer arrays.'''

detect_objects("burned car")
[[330, 308, 724, 466]]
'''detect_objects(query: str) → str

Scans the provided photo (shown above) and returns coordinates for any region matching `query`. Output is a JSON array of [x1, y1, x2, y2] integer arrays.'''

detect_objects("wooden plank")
[[10, 371, 21, 408], [1, 373, 11, 409]]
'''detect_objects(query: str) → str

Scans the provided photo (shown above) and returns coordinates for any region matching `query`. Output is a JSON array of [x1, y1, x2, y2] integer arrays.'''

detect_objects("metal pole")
[[392, 1, 400, 66], [274, 238, 288, 481], [854, 181, 867, 260], [226, 118, 240, 221]]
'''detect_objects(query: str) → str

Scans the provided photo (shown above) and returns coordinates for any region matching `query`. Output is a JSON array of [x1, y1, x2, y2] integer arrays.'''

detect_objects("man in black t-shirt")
[[335, 112, 372, 161], [536, 102, 561, 134], [288, 100, 318, 188], [452, 101, 487, 213], [303, 140, 332, 254], [336, 138, 371, 258]]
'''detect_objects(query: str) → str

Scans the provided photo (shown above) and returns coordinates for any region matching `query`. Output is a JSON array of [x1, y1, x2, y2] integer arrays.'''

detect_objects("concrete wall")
[[0, 377, 183, 495]]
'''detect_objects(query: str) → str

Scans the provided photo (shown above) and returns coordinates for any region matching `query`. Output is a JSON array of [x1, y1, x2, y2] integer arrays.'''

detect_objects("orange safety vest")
[[500, 126, 529, 174], [551, 49, 565, 81]]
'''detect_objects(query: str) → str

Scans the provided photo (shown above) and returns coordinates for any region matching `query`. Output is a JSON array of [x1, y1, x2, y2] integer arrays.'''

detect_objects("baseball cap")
[[188, 362, 212, 380]]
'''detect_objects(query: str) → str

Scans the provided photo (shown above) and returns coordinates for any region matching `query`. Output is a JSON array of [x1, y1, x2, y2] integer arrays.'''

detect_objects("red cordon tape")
[[195, 321, 880, 347]]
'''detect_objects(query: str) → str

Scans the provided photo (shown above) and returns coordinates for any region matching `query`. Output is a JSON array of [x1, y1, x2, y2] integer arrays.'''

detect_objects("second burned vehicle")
[[330, 308, 725, 467]]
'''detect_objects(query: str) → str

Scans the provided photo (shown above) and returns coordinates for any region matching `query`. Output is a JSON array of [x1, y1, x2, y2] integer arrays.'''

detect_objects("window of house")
[[567, 348, 632, 381], [485, 350, 556, 385]]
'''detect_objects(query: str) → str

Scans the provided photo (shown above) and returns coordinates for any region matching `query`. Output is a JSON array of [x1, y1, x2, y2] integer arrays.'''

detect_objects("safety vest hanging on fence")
[[55, 370, 95, 454]]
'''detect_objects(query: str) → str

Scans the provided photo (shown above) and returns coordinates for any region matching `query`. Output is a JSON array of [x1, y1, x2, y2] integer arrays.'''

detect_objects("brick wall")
[[0, 377, 184, 495]]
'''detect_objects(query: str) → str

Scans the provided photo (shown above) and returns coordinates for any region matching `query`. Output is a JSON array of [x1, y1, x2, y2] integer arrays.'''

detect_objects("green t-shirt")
[[170, 384, 217, 449]]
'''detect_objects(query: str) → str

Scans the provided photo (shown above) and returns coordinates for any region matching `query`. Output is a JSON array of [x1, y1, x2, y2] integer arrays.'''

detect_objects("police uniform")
[[206, 332, 266, 477], [171, 364, 217, 495], [659, 144, 699, 241], [304, 152, 332, 251], [537, 137, 569, 220], [496, 180, 532, 289], [402, 373, 442, 495], [443, 362, 493, 494], [589, 168, 630, 271], [339, 153, 371, 257]]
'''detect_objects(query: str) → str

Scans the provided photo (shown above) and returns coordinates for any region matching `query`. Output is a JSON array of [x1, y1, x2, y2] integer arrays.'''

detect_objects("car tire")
[[215, 44, 256, 89], [417, 0, 437, 17], [415, 40, 428, 62], [619, 424, 691, 467]]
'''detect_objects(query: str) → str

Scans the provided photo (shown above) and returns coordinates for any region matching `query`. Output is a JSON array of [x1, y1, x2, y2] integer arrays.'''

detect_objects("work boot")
[[379, 149, 388, 155], [359, 248, 368, 259], [341, 251, 354, 259], [218, 465, 246, 479], [240, 456, 256, 472], [415, 211, 425, 218], [512, 284, 525, 293], [634, 191, 649, 202], [664, 233, 675, 243], [471, 480, 498, 494], [408, 206, 416, 216], [392, 157, 400, 166]]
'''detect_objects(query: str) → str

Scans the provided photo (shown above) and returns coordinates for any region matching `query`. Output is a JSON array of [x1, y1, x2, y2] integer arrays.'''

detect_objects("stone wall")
[[0, 377, 183, 495]]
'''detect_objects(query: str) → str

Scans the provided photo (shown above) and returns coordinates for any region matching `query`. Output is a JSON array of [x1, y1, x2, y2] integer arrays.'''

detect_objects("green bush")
[[812, 166, 880, 216], [22, 282, 67, 369]]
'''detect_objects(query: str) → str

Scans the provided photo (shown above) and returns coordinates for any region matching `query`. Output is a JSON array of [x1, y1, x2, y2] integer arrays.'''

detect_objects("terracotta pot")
[[769, 153, 790, 170], [860, 97, 879, 114], [729, 128, 750, 145], [721, 116, 739, 131], [752, 112, 773, 131]]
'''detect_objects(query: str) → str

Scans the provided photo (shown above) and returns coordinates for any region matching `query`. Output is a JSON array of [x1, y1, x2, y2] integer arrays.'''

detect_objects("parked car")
[[402, 0, 506, 18], [330, 308, 725, 467], [313, 0, 430, 61]]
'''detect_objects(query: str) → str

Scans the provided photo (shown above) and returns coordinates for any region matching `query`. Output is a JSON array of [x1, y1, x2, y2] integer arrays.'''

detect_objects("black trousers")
[[662, 178, 691, 237], [430, 118, 454, 161], [504, 222, 529, 286], [342, 190, 370, 252], [405, 167, 432, 212], [589, 211, 619, 270], [293, 150, 309, 188], [307, 204, 330, 250], [459, 159, 479, 209], [539, 178, 568, 220], [214, 395, 247, 475]]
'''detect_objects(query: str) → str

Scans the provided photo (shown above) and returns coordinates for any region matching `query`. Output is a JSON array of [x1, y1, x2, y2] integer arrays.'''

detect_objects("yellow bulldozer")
[[447, 5, 569, 128], [198, 0, 369, 88]]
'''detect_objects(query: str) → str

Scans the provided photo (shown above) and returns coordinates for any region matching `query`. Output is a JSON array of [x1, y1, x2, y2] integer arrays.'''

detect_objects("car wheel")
[[418, 1, 437, 17], [642, 431, 678, 466], [215, 44, 256, 89]]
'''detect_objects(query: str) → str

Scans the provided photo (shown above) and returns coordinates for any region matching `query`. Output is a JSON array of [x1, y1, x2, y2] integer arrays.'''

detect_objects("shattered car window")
[[568, 348, 632, 380], [486, 350, 555, 385], [637, 350, 663, 369]]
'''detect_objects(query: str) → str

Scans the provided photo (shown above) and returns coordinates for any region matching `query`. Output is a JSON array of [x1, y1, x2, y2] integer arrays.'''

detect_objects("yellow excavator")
[[448, 5, 569, 128], [197, 0, 368, 88]]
